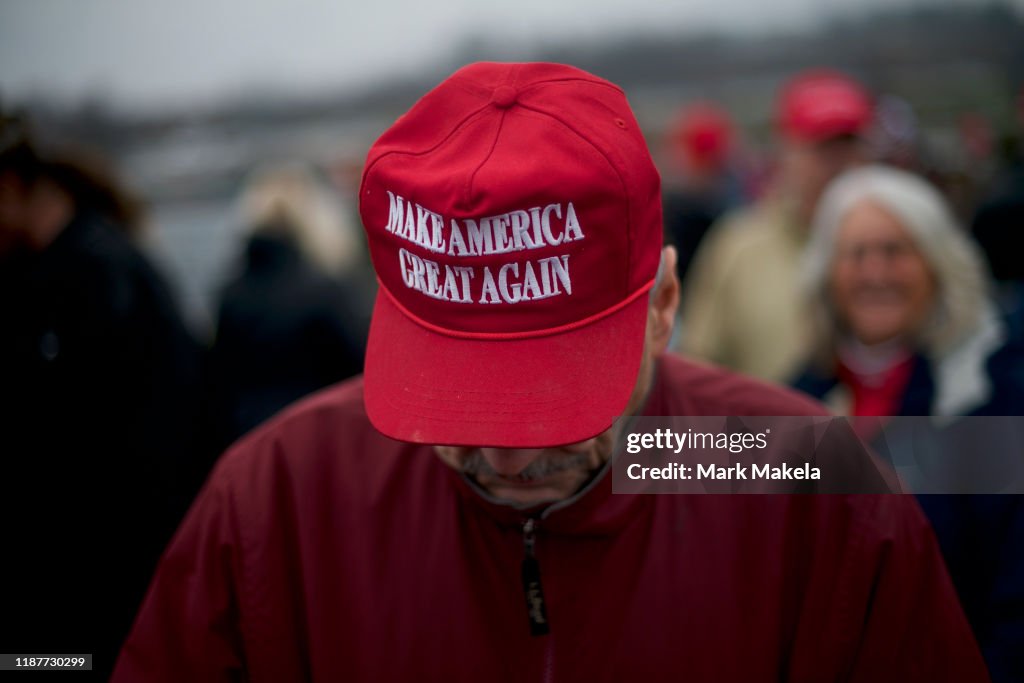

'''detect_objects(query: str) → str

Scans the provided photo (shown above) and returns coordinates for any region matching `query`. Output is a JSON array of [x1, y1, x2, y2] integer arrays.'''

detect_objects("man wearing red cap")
[[679, 70, 873, 382], [113, 64, 986, 681]]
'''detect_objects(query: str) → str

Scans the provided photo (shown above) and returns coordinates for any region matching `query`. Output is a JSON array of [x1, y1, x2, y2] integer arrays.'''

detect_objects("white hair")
[[235, 163, 361, 275], [803, 164, 993, 363]]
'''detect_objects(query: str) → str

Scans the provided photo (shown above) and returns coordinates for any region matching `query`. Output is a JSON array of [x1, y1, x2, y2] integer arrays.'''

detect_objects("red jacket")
[[114, 354, 989, 682]]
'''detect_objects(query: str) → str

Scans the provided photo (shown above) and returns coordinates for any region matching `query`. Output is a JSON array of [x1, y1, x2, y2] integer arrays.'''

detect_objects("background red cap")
[[359, 62, 663, 448], [777, 70, 873, 142], [670, 102, 733, 172]]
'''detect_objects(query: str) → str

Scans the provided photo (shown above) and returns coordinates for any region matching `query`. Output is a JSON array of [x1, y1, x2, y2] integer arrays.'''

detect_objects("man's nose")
[[479, 448, 545, 476]]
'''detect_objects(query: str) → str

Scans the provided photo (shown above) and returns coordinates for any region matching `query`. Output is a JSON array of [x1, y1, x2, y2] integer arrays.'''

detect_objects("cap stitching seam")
[[516, 101, 634, 296], [377, 276, 654, 340], [447, 75, 498, 99], [400, 379, 573, 399], [465, 107, 508, 206], [399, 386, 567, 400], [395, 392, 565, 409], [393, 395, 569, 411], [515, 77, 625, 98], [361, 102, 492, 184], [507, 62, 523, 88], [381, 391, 595, 421]]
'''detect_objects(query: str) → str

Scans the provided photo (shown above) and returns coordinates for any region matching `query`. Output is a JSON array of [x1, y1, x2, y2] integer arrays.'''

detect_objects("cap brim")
[[364, 289, 649, 448]]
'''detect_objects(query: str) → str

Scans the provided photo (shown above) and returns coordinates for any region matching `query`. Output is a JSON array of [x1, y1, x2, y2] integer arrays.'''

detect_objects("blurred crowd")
[[0, 115, 374, 678], [666, 71, 1024, 682], [2, 66, 1024, 679]]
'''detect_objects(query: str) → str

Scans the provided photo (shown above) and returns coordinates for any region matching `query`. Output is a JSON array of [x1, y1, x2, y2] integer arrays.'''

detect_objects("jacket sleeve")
[[814, 497, 991, 682], [111, 463, 246, 683]]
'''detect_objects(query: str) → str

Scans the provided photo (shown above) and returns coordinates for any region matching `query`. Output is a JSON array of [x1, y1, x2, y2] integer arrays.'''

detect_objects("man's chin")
[[477, 477, 579, 506]]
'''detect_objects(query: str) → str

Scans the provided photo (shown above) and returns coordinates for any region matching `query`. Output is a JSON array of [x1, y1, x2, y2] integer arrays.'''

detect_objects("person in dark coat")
[[0, 116, 204, 678], [971, 133, 1024, 315], [661, 102, 744, 285], [206, 165, 369, 452]]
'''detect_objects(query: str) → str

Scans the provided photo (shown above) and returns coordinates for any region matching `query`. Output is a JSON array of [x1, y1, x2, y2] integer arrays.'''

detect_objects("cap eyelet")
[[614, 118, 627, 129]]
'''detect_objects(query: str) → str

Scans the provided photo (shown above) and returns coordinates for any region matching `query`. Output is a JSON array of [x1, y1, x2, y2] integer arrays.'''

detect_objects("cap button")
[[491, 85, 517, 109]]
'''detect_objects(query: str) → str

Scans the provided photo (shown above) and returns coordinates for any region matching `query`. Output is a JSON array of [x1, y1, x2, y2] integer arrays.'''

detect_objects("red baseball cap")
[[777, 70, 872, 142], [670, 102, 733, 171], [359, 62, 663, 448]]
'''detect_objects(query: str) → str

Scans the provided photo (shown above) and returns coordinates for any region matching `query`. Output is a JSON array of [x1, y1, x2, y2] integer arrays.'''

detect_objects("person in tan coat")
[[678, 70, 872, 381]]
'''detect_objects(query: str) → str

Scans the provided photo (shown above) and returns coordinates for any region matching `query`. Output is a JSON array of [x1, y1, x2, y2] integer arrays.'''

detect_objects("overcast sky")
[[0, 0, 1017, 113]]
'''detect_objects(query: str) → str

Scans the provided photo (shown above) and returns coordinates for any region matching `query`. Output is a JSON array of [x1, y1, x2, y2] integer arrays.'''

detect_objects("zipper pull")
[[521, 517, 550, 636]]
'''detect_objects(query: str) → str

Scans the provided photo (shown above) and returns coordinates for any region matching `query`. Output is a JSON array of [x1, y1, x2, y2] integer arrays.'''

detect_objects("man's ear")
[[648, 246, 680, 354]]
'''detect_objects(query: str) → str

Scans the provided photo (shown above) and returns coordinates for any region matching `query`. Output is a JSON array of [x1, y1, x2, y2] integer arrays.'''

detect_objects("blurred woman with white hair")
[[790, 164, 1024, 683], [792, 164, 1023, 417]]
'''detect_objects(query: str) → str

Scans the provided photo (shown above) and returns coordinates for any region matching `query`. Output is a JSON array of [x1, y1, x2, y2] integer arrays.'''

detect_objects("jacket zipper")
[[508, 461, 612, 640], [465, 461, 616, 678], [521, 517, 550, 636]]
